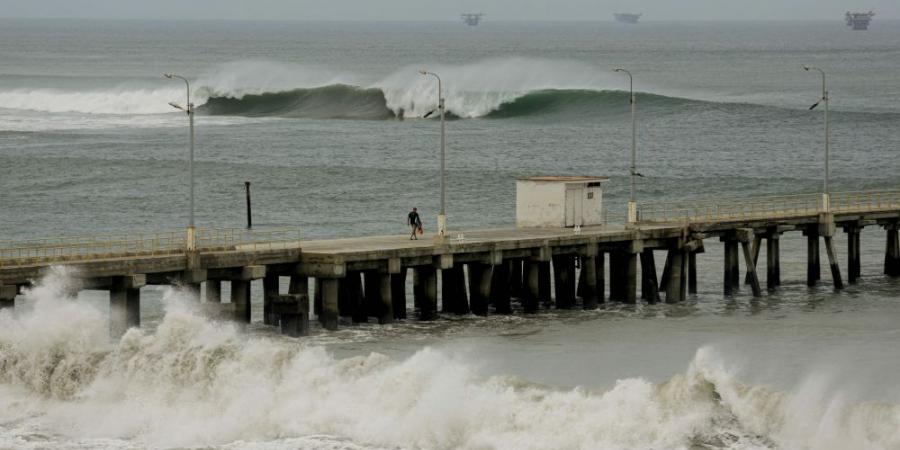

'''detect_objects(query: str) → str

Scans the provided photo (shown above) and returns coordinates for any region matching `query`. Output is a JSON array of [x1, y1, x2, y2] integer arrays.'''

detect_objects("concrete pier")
[[3, 190, 899, 337]]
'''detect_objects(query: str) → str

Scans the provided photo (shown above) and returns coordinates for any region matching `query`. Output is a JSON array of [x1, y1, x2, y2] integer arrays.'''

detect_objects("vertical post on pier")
[[844, 224, 861, 283], [509, 260, 523, 300], [467, 263, 493, 316], [523, 261, 540, 313], [491, 260, 512, 314], [232, 280, 251, 323], [804, 227, 821, 286], [766, 232, 781, 290], [721, 235, 737, 296], [347, 271, 366, 323], [885, 223, 900, 277], [820, 217, 843, 290], [321, 278, 340, 330], [640, 249, 660, 304], [687, 250, 698, 295], [552, 254, 576, 309], [415, 266, 438, 320], [391, 268, 408, 320], [538, 261, 552, 306], [109, 275, 144, 339], [263, 273, 279, 326], [0, 285, 16, 310], [745, 234, 761, 286], [737, 230, 762, 298], [376, 272, 393, 325], [205, 280, 221, 303], [581, 249, 600, 310], [664, 248, 684, 303]]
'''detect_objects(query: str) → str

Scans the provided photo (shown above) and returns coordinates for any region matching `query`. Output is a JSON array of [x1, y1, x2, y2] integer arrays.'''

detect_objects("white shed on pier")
[[516, 176, 609, 228]]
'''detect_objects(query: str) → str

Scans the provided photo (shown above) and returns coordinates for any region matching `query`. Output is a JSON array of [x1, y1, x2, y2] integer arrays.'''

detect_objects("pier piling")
[[523, 261, 540, 313], [391, 269, 408, 320], [804, 227, 821, 285], [263, 274, 279, 326], [581, 253, 600, 309], [885, 224, 900, 276], [321, 278, 340, 330], [109, 275, 144, 339], [737, 230, 763, 298], [468, 263, 493, 316], [491, 260, 512, 314], [766, 232, 781, 290], [205, 280, 221, 303], [640, 249, 660, 304], [844, 223, 862, 283], [664, 248, 685, 303], [552, 254, 576, 309], [415, 266, 438, 320], [1, 285, 17, 309]]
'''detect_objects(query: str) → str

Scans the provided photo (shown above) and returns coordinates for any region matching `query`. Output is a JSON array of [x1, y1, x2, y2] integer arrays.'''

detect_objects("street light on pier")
[[614, 68, 639, 223], [419, 69, 447, 239], [803, 65, 831, 213], [164, 73, 197, 251]]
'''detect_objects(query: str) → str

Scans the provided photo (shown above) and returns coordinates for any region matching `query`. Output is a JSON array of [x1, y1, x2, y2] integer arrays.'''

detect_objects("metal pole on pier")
[[244, 181, 252, 229], [804, 65, 830, 212], [614, 68, 638, 223], [419, 69, 447, 239], [164, 73, 197, 250]]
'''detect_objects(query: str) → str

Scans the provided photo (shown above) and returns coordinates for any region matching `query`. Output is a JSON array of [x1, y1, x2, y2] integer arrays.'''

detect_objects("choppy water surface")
[[1, 19, 900, 449]]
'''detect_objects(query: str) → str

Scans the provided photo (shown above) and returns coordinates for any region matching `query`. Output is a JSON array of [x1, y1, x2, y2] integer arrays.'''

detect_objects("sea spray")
[[1, 271, 900, 449]]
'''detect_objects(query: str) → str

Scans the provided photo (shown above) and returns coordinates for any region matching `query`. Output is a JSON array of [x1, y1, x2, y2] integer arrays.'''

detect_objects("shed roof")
[[518, 176, 609, 183]]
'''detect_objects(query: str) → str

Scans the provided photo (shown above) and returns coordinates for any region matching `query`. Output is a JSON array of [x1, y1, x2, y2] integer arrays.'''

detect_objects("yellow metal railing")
[[637, 190, 900, 225], [0, 228, 301, 267]]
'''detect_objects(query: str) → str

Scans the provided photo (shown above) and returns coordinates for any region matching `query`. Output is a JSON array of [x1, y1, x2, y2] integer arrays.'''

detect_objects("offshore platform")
[[614, 13, 642, 24], [845, 11, 875, 30], [461, 13, 485, 26]]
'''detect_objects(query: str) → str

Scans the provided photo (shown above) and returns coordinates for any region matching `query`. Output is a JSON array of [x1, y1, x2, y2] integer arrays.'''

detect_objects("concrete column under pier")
[[375, 272, 393, 324], [552, 254, 576, 309], [766, 232, 781, 290], [538, 261, 552, 306], [804, 227, 821, 286], [205, 280, 222, 303], [320, 278, 340, 330], [467, 263, 492, 316], [263, 274, 279, 326], [0, 285, 16, 309], [415, 266, 438, 320], [232, 280, 251, 323], [721, 236, 739, 296], [844, 223, 862, 283], [109, 274, 145, 339], [391, 269, 407, 320], [640, 249, 660, 304], [509, 260, 523, 300], [580, 253, 600, 310], [523, 261, 540, 313], [687, 251, 698, 295], [491, 260, 512, 314], [664, 248, 685, 304], [884, 224, 900, 277]]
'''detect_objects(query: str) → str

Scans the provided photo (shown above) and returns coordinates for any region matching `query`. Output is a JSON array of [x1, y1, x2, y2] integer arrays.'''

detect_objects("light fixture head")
[[418, 69, 428, 75], [614, 68, 624, 72], [803, 65, 811, 71], [164, 73, 174, 79], [168, 102, 184, 111]]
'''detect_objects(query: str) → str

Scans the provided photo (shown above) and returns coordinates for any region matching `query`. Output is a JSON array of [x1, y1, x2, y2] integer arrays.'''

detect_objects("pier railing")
[[0, 228, 302, 267], [638, 191, 900, 224]]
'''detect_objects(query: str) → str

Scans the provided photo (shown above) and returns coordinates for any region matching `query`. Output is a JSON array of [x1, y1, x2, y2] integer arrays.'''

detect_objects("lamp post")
[[419, 69, 447, 239], [804, 65, 830, 213], [614, 68, 638, 223], [164, 73, 196, 251]]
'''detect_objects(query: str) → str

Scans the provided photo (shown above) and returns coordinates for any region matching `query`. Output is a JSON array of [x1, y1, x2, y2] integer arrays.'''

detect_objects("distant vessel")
[[461, 13, 485, 26], [845, 11, 875, 30], [614, 13, 642, 24]]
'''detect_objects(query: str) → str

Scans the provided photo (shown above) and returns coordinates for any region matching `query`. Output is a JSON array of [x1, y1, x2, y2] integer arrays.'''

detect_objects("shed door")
[[565, 185, 583, 227]]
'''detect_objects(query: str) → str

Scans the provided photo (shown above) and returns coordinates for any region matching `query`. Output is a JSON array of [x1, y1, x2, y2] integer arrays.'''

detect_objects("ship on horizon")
[[845, 11, 875, 30], [461, 13, 485, 26], [614, 13, 642, 24]]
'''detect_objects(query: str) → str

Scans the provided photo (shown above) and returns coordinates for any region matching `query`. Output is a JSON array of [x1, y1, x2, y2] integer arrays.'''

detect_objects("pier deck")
[[2, 190, 900, 337]]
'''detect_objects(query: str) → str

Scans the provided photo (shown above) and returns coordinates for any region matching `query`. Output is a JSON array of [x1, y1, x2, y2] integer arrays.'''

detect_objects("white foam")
[[1, 271, 899, 450]]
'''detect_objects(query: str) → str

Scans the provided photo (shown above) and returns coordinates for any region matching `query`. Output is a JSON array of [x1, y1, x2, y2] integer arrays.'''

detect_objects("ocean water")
[[1, 19, 900, 449]]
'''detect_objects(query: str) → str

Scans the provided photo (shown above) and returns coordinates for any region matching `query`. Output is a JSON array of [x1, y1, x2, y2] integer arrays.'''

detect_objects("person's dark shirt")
[[408, 211, 420, 226]]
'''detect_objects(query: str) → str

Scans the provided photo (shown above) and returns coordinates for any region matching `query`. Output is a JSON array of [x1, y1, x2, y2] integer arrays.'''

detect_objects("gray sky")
[[0, 0, 897, 21]]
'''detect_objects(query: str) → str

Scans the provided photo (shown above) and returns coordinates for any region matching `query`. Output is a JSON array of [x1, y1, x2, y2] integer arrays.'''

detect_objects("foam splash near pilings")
[[0, 270, 898, 449]]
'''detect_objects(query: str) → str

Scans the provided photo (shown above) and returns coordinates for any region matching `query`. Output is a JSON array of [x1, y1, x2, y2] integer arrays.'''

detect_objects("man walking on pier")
[[408, 207, 422, 240]]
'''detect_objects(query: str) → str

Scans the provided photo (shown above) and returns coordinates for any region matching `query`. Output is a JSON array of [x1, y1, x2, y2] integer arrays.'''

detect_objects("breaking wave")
[[1, 270, 899, 449]]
